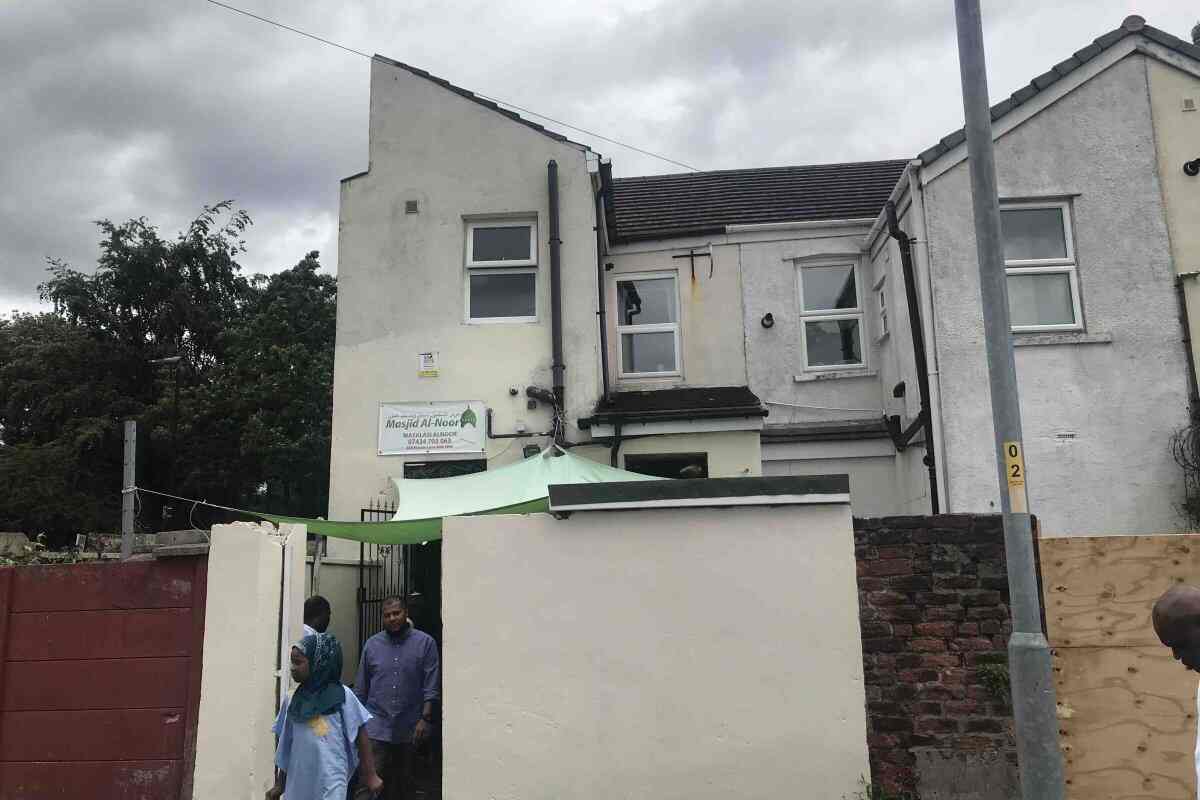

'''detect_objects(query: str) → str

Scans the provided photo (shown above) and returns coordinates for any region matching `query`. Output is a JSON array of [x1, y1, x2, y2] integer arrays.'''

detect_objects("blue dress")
[[273, 686, 373, 800]]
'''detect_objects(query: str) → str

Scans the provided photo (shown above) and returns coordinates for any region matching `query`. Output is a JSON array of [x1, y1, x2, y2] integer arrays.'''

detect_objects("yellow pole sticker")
[[1004, 441, 1028, 514]]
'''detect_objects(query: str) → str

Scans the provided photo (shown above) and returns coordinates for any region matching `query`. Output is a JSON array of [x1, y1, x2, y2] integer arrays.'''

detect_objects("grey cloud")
[[1, 0, 1194, 307]]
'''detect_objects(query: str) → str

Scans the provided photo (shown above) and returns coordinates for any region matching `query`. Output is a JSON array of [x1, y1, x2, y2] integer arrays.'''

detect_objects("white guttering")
[[726, 217, 875, 235]]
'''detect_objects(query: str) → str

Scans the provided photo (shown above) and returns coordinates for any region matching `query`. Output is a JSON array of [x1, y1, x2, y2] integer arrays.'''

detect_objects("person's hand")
[[265, 786, 283, 800], [414, 718, 431, 744], [364, 771, 384, 797]]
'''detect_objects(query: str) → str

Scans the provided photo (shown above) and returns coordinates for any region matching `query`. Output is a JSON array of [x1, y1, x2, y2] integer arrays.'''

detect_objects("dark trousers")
[[353, 739, 413, 800]]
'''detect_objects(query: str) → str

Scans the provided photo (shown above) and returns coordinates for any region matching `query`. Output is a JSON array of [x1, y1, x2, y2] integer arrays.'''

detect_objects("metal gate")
[[358, 498, 404, 654], [356, 460, 485, 652]]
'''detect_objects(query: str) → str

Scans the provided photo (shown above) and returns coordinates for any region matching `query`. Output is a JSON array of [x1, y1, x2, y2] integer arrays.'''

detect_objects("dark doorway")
[[357, 458, 484, 800], [624, 452, 709, 479]]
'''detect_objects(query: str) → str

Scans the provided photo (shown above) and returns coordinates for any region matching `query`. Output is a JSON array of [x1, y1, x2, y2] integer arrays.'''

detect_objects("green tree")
[[0, 205, 337, 544], [180, 251, 336, 518]]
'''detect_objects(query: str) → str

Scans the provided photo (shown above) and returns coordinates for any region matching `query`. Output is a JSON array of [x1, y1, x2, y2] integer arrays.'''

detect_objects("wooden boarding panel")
[[1039, 534, 1200, 648], [9, 560, 195, 612], [7, 608, 193, 661], [3, 657, 189, 711], [1, 708, 186, 762], [0, 760, 181, 800], [1055, 644, 1196, 800]]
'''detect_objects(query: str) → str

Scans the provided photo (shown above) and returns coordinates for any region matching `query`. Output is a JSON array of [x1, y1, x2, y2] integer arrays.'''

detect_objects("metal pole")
[[953, 2, 1064, 798], [121, 419, 137, 560]]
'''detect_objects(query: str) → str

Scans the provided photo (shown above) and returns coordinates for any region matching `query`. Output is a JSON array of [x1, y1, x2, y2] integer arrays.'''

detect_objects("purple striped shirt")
[[353, 625, 440, 743]]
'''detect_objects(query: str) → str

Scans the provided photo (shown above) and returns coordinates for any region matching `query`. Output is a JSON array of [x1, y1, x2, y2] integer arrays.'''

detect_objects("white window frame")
[[876, 277, 889, 341], [466, 220, 537, 267], [1001, 200, 1083, 333], [465, 219, 538, 325], [796, 259, 867, 372], [464, 267, 538, 325], [612, 270, 682, 380]]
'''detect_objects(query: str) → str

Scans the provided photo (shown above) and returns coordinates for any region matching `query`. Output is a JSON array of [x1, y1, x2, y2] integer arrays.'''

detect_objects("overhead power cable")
[[202, 0, 700, 171]]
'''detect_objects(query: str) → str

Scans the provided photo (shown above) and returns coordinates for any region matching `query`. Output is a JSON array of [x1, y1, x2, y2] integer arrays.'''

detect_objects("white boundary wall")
[[442, 505, 869, 800], [192, 522, 306, 799]]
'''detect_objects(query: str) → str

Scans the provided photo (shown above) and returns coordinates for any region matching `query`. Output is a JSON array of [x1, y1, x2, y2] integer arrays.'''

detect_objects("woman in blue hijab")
[[268, 632, 383, 799]]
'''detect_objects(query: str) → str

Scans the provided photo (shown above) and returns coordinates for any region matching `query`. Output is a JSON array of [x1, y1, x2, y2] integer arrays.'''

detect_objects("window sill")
[[794, 369, 876, 383], [1012, 331, 1112, 347]]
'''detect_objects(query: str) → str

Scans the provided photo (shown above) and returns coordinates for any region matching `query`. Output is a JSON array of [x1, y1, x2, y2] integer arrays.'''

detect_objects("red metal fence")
[[0, 557, 208, 799]]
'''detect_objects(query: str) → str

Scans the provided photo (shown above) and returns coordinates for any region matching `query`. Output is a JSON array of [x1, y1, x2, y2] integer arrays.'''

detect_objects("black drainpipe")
[[609, 421, 623, 467], [595, 187, 611, 406], [1177, 276, 1200, 417], [548, 160, 565, 444], [886, 200, 940, 514]]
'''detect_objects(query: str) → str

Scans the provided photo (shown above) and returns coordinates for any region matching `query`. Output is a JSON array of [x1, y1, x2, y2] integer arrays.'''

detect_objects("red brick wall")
[[854, 515, 1017, 794]]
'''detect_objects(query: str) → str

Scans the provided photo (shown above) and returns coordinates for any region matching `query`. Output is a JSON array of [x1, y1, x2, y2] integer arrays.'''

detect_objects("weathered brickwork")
[[854, 515, 1017, 795]]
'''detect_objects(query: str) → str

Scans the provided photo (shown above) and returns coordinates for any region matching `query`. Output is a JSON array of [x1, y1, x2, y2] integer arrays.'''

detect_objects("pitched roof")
[[606, 159, 909, 243], [918, 15, 1200, 165], [371, 55, 590, 151]]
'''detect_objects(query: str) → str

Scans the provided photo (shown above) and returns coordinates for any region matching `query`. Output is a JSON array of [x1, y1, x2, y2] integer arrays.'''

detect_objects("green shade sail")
[[256, 448, 652, 545]]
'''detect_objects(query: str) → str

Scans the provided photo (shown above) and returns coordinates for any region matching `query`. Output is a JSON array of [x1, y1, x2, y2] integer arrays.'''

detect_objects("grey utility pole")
[[953, 2, 1064, 798], [121, 419, 137, 560]]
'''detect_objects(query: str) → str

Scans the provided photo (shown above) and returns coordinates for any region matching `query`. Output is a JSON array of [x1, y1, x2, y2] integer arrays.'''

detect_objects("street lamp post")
[[952, 2, 1065, 797]]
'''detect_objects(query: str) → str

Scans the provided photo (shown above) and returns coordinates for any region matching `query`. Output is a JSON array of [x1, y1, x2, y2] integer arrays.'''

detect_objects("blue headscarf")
[[288, 632, 346, 722]]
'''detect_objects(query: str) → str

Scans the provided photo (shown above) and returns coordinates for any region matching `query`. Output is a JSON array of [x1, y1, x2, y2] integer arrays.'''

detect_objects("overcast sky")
[[1, 1, 1193, 314]]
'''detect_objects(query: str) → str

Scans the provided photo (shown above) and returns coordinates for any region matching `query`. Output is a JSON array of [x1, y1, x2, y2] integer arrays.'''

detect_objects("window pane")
[[804, 319, 863, 367], [470, 272, 536, 319], [802, 265, 857, 311], [1007, 272, 1075, 327], [1000, 208, 1067, 261], [472, 226, 532, 262], [621, 331, 676, 374], [617, 277, 677, 325]]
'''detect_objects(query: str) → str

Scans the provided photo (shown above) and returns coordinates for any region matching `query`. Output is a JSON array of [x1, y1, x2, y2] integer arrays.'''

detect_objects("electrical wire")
[[765, 399, 884, 414], [202, 0, 700, 172]]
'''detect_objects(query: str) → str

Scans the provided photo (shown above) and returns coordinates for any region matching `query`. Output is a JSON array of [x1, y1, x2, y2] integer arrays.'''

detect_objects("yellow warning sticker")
[[1004, 441, 1028, 514]]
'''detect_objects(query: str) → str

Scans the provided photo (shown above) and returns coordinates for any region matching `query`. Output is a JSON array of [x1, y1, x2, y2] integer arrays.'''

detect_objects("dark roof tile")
[[607, 160, 908, 243], [1030, 69, 1061, 91], [1073, 43, 1104, 63], [1052, 56, 1082, 76], [918, 19, 1199, 166]]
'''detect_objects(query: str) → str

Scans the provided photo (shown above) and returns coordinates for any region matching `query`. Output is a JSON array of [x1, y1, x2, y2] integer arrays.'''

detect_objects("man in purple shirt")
[[353, 595, 440, 800]]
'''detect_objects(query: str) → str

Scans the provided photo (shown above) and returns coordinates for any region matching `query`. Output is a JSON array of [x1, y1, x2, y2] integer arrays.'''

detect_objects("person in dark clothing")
[[353, 596, 440, 800], [305, 595, 332, 637]]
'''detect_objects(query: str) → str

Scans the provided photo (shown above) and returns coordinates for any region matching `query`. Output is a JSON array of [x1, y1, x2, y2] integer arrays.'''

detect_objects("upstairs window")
[[798, 262, 864, 370], [1000, 202, 1082, 331], [615, 273, 680, 378], [465, 220, 537, 323]]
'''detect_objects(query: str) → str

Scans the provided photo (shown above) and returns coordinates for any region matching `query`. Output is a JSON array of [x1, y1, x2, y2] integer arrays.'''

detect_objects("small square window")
[[468, 270, 536, 321], [467, 221, 536, 266], [804, 319, 863, 367], [1000, 207, 1068, 262]]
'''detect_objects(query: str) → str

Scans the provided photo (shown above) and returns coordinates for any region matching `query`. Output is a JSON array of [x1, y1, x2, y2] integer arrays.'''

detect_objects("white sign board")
[[378, 401, 486, 456], [417, 351, 439, 378]]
